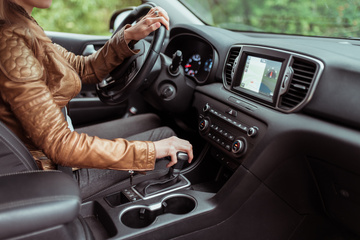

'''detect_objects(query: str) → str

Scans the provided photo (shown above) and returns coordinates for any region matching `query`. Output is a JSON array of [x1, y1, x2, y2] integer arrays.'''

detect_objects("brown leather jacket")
[[0, 21, 156, 171]]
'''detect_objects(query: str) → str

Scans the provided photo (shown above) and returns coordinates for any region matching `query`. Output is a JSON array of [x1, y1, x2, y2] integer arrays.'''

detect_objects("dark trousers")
[[73, 113, 175, 200]]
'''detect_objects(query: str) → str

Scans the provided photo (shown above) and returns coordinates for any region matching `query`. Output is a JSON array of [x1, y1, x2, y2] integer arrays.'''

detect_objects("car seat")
[[0, 120, 94, 240]]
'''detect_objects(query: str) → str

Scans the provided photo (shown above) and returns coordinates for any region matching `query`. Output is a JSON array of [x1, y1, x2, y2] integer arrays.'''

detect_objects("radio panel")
[[196, 98, 266, 170]]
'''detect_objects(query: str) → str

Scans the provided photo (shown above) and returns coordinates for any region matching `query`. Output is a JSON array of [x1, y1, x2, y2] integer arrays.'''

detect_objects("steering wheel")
[[96, 3, 166, 105]]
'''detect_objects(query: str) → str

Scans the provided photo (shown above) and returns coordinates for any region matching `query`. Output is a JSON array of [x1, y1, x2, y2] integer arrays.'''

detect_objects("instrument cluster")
[[165, 34, 214, 84]]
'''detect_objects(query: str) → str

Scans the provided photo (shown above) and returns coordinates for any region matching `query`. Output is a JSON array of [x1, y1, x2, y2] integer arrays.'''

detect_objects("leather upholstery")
[[0, 171, 81, 239], [0, 120, 38, 173], [0, 120, 93, 239]]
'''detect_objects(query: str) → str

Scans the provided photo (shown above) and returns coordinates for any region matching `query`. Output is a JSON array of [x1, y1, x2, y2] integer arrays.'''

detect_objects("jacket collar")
[[6, 1, 43, 30], [8, 1, 33, 21]]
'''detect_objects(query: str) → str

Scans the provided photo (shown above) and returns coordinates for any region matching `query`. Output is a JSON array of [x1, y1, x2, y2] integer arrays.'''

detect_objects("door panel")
[[69, 84, 128, 127]]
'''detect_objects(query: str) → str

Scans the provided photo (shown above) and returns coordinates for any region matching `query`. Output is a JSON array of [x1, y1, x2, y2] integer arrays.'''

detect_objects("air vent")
[[279, 57, 317, 110], [224, 47, 241, 87]]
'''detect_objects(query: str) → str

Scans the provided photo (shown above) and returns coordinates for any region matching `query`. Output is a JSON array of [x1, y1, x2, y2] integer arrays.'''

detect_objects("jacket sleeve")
[[54, 25, 138, 84], [0, 29, 156, 171]]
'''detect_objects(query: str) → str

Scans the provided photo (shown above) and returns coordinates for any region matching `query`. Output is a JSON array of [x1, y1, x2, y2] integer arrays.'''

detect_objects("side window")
[[33, 0, 141, 35]]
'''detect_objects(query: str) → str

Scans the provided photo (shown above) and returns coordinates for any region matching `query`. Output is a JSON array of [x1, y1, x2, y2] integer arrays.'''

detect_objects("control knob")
[[199, 119, 209, 132], [232, 139, 245, 154], [247, 126, 258, 137]]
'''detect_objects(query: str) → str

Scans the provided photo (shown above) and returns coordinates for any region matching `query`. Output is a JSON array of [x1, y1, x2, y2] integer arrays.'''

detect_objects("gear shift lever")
[[169, 151, 189, 176], [133, 152, 190, 198]]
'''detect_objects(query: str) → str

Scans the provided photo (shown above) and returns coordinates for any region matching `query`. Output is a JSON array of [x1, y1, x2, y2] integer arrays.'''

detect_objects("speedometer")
[[184, 54, 202, 77]]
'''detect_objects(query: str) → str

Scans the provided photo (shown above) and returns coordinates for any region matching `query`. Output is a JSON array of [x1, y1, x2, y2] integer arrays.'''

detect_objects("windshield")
[[180, 0, 360, 38]]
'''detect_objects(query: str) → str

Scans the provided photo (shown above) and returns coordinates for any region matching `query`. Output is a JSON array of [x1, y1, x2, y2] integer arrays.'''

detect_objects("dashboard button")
[[239, 125, 248, 132], [203, 103, 211, 112], [226, 108, 237, 117]]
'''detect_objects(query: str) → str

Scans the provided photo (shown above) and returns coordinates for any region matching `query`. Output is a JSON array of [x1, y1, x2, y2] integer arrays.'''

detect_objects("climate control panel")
[[199, 117, 247, 155], [197, 101, 265, 167]]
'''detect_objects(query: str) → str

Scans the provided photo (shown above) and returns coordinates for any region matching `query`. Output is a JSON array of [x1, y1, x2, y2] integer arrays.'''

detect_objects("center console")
[[80, 187, 215, 239], [78, 90, 268, 239], [79, 152, 215, 239], [76, 88, 268, 239]]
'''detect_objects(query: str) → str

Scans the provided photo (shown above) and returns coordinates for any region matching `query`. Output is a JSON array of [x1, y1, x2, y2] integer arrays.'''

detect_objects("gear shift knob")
[[132, 151, 190, 197], [173, 152, 189, 170]]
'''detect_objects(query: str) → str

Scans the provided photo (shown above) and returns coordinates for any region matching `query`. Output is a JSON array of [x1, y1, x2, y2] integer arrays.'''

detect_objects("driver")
[[0, 0, 193, 199]]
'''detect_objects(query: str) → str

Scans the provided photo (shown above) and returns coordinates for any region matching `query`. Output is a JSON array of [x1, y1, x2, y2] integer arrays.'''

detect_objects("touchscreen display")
[[239, 56, 282, 100]]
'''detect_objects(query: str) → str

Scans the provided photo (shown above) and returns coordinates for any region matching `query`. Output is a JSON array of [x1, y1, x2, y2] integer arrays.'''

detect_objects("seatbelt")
[[61, 106, 74, 131], [61, 107, 67, 118], [57, 107, 74, 176]]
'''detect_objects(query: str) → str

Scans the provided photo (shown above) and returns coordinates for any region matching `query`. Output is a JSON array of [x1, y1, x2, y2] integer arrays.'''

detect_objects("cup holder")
[[121, 195, 196, 229]]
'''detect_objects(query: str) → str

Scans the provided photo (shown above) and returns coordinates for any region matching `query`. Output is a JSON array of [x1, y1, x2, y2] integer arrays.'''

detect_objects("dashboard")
[[165, 24, 360, 130], [159, 24, 360, 237], [161, 26, 360, 170], [164, 29, 327, 114]]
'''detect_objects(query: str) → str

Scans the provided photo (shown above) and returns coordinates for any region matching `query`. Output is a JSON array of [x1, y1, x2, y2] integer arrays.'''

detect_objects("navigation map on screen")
[[239, 56, 282, 99]]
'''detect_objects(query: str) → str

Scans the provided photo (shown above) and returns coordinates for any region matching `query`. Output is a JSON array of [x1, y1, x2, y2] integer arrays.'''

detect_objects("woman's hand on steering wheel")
[[124, 7, 170, 45], [96, 4, 168, 105]]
